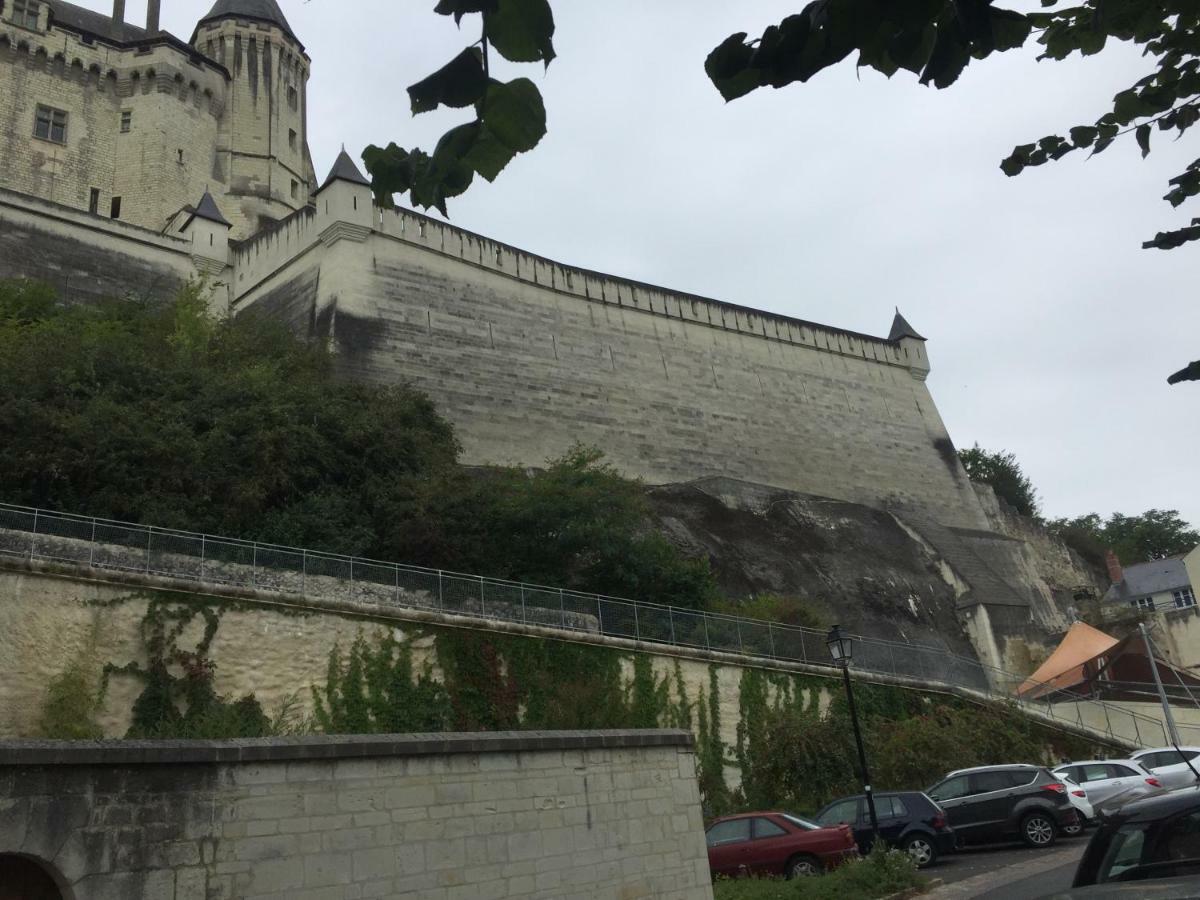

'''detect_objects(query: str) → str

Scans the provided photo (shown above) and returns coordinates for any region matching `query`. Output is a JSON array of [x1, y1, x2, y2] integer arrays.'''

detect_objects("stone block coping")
[[0, 729, 694, 767]]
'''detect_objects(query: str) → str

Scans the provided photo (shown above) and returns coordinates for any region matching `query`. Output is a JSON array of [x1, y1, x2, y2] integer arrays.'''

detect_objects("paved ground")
[[924, 836, 1088, 899]]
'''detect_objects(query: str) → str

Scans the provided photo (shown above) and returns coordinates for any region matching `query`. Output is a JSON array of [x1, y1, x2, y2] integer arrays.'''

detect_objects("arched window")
[[0, 854, 67, 900]]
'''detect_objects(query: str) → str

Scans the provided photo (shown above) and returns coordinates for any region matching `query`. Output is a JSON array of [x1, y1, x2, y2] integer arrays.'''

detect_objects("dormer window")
[[11, 0, 40, 29]]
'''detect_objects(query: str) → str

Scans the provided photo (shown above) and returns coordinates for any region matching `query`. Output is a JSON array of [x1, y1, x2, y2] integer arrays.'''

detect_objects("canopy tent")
[[1018, 620, 1200, 702], [1017, 622, 1119, 699]]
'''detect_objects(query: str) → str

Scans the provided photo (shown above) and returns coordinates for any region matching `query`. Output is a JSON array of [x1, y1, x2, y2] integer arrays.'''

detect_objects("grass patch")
[[713, 847, 926, 900]]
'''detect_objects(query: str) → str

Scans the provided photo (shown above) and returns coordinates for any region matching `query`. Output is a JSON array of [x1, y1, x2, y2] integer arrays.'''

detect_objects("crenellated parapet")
[[372, 203, 924, 372]]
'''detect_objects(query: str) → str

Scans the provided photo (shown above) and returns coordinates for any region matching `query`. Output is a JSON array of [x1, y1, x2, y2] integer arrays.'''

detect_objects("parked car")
[[926, 764, 1078, 848], [1055, 771, 1096, 836], [1130, 747, 1200, 792], [1053, 760, 1165, 813], [813, 790, 956, 868], [704, 811, 859, 879], [1061, 785, 1200, 895]]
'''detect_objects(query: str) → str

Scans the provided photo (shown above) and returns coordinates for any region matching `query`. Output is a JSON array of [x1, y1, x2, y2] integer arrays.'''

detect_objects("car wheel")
[[785, 854, 820, 879], [1062, 818, 1084, 837], [903, 835, 937, 868], [1021, 813, 1057, 848]]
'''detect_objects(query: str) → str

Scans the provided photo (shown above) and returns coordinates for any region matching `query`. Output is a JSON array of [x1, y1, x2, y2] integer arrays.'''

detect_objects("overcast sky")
[[109, 1, 1199, 527]]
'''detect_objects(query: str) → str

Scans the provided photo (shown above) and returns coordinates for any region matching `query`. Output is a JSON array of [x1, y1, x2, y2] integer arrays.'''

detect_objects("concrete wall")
[[0, 731, 711, 900]]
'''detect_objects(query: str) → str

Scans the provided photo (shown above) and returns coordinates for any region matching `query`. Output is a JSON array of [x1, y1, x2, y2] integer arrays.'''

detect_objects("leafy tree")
[[0, 280, 717, 606], [1049, 509, 1199, 565], [957, 444, 1041, 518]]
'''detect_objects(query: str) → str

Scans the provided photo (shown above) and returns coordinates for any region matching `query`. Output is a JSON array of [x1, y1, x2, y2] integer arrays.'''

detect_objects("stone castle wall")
[[0, 731, 710, 900], [0, 15, 227, 233], [0, 187, 195, 303], [234, 199, 991, 532]]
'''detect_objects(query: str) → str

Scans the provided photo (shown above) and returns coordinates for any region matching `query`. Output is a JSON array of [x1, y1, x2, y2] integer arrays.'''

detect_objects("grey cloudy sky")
[[110, 1, 1200, 526]]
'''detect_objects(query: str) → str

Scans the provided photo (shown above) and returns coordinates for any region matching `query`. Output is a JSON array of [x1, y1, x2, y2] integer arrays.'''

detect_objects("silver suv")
[[1052, 760, 1164, 812]]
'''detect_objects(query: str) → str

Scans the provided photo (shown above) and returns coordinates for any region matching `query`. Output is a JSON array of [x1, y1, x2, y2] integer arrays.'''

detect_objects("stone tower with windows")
[[190, 0, 315, 235]]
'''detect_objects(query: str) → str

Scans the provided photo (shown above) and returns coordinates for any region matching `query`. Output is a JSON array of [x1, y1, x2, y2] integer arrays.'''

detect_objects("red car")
[[705, 811, 859, 879]]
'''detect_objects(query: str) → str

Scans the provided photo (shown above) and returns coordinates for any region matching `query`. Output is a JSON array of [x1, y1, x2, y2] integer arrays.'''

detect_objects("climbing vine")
[[101, 596, 270, 739]]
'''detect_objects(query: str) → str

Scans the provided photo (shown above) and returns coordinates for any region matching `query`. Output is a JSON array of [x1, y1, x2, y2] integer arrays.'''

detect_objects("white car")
[[1053, 771, 1094, 835], [1052, 759, 1164, 813], [1130, 747, 1200, 791]]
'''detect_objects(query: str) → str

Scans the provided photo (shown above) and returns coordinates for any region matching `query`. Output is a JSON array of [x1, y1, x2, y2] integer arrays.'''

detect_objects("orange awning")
[[1017, 621, 1120, 699]]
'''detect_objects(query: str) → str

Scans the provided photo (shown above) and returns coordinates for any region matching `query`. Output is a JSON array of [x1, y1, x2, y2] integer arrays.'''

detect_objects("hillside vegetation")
[[0, 280, 715, 608]]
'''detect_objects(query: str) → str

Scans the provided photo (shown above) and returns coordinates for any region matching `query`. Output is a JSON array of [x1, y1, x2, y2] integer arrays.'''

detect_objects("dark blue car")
[[814, 790, 957, 867]]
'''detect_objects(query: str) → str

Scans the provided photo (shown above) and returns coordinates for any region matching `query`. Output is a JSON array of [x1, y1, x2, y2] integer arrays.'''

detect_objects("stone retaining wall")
[[0, 731, 712, 900]]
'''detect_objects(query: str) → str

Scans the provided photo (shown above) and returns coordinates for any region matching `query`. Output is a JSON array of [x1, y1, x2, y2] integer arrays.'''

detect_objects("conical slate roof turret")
[[318, 148, 371, 192], [889, 309, 926, 342], [197, 0, 299, 45], [180, 190, 231, 231]]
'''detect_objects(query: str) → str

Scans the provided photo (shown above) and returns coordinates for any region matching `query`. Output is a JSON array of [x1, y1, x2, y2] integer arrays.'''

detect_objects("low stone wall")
[[0, 731, 712, 900]]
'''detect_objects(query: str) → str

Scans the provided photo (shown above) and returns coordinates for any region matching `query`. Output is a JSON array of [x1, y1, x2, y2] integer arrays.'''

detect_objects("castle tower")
[[191, 0, 315, 237], [889, 309, 931, 381]]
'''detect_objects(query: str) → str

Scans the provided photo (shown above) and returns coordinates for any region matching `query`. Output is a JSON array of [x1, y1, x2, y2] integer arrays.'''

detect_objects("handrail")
[[0, 502, 1165, 747]]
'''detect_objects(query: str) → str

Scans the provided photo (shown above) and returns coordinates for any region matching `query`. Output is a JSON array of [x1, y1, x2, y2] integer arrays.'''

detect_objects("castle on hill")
[[0, 1, 1094, 672]]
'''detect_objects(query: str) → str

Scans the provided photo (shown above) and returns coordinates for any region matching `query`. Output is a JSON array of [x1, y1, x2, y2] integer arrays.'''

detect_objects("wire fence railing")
[[0, 503, 1167, 747]]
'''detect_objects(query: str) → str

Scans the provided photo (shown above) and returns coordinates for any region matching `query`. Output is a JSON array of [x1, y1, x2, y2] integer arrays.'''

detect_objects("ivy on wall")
[[55, 592, 1115, 818], [98, 596, 271, 739]]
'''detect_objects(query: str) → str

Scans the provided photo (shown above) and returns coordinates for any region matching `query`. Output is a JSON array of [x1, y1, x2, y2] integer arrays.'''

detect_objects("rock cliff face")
[[646, 477, 976, 656], [646, 477, 1103, 675]]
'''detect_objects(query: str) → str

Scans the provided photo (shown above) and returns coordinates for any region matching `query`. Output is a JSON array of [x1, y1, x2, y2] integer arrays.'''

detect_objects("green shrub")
[[712, 845, 924, 900], [39, 660, 104, 740], [0, 281, 717, 607]]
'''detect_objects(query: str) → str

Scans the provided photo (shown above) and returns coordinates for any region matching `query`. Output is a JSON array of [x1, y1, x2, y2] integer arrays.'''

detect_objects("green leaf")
[[1069, 125, 1098, 147], [1000, 153, 1025, 177], [433, 0, 498, 25], [1136, 123, 1151, 158], [705, 32, 761, 101], [478, 77, 547, 153], [462, 126, 518, 182], [408, 48, 488, 115], [485, 0, 556, 65], [989, 9, 1032, 53]]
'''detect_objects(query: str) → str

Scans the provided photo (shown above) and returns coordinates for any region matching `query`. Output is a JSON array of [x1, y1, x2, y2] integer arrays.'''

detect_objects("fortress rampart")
[[230, 180, 986, 536]]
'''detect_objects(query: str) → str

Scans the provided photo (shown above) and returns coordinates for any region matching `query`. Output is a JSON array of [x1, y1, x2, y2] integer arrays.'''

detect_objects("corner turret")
[[890, 309, 930, 381], [179, 190, 231, 275], [315, 149, 374, 242]]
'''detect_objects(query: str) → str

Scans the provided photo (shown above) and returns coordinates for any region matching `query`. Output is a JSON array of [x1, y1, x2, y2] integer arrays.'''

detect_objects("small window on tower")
[[110, 196, 122, 219], [287, 85, 298, 110], [33, 105, 67, 143], [88, 188, 100, 214], [11, 0, 40, 30], [290, 179, 299, 200], [288, 128, 297, 151], [120, 110, 132, 133]]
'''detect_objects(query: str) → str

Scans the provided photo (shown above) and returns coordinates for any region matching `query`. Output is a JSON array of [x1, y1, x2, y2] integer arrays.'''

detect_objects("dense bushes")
[[0, 280, 716, 606], [712, 846, 924, 900]]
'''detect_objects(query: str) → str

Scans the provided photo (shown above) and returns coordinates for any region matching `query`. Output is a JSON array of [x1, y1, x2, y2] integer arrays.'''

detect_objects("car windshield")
[[781, 813, 819, 830]]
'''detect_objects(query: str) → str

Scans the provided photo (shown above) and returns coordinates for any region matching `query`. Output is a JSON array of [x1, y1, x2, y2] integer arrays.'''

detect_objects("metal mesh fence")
[[0, 502, 1168, 747]]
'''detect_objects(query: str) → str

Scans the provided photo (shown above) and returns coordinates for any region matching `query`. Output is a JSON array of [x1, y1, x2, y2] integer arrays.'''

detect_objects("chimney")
[[1105, 549, 1124, 586], [113, 0, 125, 25], [146, 0, 161, 32]]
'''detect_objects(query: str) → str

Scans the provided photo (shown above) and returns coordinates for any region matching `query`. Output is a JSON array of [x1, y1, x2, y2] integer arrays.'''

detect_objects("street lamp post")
[[827, 624, 880, 848]]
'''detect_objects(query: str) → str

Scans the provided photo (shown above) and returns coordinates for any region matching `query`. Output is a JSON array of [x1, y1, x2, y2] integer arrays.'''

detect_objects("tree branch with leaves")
[[381, 0, 1198, 383], [362, 0, 554, 216]]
